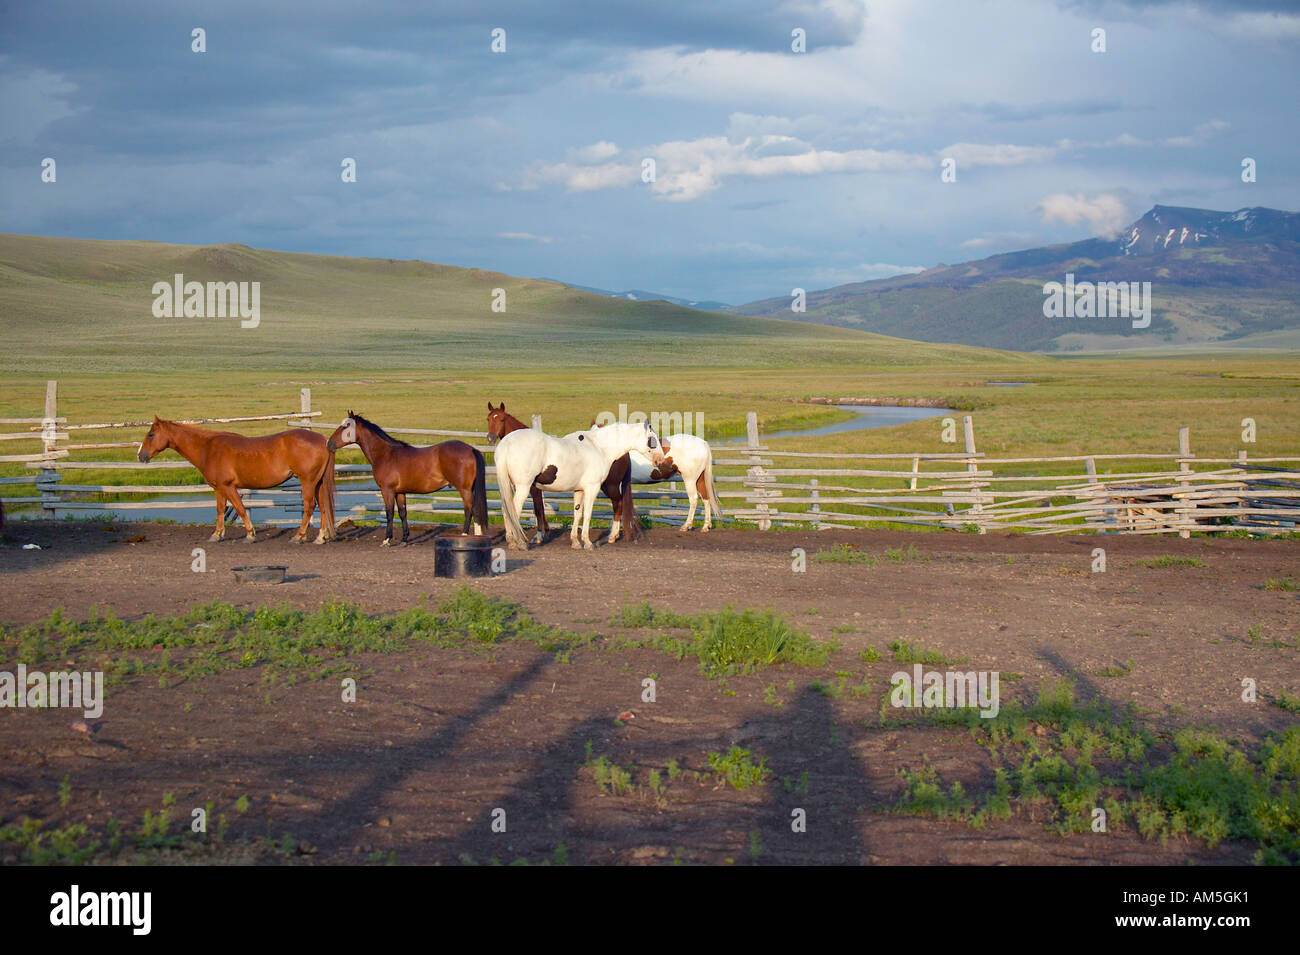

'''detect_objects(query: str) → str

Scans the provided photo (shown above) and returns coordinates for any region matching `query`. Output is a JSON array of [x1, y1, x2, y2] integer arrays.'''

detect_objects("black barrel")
[[434, 535, 494, 577]]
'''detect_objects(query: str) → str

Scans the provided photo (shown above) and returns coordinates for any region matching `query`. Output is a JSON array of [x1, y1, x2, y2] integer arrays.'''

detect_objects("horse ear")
[[487, 402, 494, 411]]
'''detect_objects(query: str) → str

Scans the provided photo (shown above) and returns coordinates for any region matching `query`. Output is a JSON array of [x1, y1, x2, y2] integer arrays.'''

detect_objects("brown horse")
[[486, 402, 640, 543], [137, 417, 337, 544], [327, 412, 488, 545]]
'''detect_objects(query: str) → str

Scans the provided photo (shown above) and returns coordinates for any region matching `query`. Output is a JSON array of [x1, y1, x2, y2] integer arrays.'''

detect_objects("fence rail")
[[3, 380, 1298, 536]]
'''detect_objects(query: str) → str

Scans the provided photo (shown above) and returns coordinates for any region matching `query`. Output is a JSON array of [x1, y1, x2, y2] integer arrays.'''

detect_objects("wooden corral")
[[3, 381, 1298, 537]]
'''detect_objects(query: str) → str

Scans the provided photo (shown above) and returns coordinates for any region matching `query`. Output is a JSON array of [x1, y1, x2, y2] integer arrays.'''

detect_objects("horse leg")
[[681, 479, 699, 532], [457, 486, 474, 535], [697, 471, 712, 532], [397, 493, 410, 544], [293, 482, 316, 543], [530, 484, 547, 545], [578, 484, 596, 550], [312, 473, 330, 544], [602, 472, 623, 544], [224, 485, 256, 542], [380, 489, 397, 547], [570, 490, 583, 549], [210, 489, 227, 541], [511, 484, 534, 550]]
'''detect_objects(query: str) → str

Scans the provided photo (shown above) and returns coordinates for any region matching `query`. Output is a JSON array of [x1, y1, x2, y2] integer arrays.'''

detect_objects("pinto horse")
[[494, 420, 665, 550], [487, 402, 639, 544], [611, 432, 724, 539], [137, 417, 337, 543], [327, 412, 488, 545]]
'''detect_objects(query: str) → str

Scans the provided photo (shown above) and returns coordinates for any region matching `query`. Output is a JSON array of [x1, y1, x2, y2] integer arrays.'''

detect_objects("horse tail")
[[323, 446, 338, 537], [704, 445, 724, 519], [620, 454, 641, 541], [494, 440, 527, 545], [471, 445, 489, 534]]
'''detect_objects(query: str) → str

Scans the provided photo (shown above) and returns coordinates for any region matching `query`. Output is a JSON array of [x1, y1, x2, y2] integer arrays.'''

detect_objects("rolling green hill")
[[0, 234, 1032, 375]]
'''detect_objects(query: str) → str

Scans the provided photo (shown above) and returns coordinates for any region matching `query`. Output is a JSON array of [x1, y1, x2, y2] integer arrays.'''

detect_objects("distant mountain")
[[546, 280, 729, 311], [732, 206, 1300, 353]]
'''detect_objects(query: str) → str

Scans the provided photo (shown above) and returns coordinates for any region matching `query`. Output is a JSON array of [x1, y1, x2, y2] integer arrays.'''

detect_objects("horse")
[[136, 416, 336, 544], [326, 412, 488, 545], [605, 432, 724, 541], [493, 420, 665, 550], [487, 402, 639, 544]]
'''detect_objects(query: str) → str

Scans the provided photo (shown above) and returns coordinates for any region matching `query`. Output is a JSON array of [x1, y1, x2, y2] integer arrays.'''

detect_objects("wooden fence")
[[4, 381, 1298, 537]]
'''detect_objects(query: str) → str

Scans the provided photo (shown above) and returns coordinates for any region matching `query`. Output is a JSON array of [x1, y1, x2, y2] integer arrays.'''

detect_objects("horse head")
[[486, 401, 512, 444], [326, 412, 358, 452], [137, 416, 169, 462]]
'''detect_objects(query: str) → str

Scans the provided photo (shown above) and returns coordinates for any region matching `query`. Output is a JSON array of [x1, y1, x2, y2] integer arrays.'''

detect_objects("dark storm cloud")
[[0, 0, 865, 159]]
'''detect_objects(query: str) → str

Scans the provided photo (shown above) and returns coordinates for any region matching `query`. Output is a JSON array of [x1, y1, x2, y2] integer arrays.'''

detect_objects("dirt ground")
[[1, 519, 1297, 865]]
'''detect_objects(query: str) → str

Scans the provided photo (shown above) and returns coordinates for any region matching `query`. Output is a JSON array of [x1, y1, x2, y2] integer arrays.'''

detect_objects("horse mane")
[[349, 412, 411, 447]]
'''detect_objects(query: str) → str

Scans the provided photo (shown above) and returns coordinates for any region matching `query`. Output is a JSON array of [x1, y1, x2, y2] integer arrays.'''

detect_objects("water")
[[716, 404, 956, 445]]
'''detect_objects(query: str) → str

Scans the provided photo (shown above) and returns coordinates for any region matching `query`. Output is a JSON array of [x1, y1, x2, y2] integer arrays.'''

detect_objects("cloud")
[[1222, 11, 1300, 36], [567, 141, 621, 164], [939, 142, 1061, 167], [498, 232, 554, 243], [960, 231, 1038, 251], [1034, 192, 1131, 238], [529, 123, 1083, 201], [807, 262, 927, 285], [522, 160, 640, 192], [0, 63, 84, 146], [1162, 120, 1229, 147]]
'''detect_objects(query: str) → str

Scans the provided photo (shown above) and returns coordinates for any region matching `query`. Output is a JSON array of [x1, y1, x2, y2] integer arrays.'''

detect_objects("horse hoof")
[[701, 525, 711, 533], [241, 536, 256, 544], [209, 534, 223, 543], [290, 537, 303, 545], [380, 539, 393, 548], [678, 526, 690, 533], [582, 541, 594, 551]]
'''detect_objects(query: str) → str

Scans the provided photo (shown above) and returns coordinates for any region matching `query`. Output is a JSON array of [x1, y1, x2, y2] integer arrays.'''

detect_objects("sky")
[[2, 0, 1298, 304]]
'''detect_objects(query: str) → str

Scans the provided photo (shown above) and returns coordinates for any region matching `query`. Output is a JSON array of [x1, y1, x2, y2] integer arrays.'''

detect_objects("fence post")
[[910, 455, 919, 491], [810, 478, 821, 531], [297, 388, 312, 427], [531, 414, 543, 431], [40, 380, 59, 519], [1177, 426, 1192, 538], [963, 415, 984, 534], [746, 412, 773, 530]]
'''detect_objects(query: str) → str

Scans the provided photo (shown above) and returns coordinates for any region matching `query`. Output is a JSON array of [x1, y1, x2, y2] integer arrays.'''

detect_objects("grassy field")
[[2, 234, 1298, 508], [3, 358, 1297, 510]]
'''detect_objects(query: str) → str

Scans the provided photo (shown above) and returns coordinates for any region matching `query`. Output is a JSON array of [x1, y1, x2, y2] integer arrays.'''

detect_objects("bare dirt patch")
[[2, 521, 1297, 865]]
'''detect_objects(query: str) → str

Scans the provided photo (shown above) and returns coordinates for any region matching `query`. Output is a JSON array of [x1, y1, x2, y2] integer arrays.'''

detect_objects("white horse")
[[610, 433, 723, 542], [564, 429, 724, 543], [495, 421, 666, 551]]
